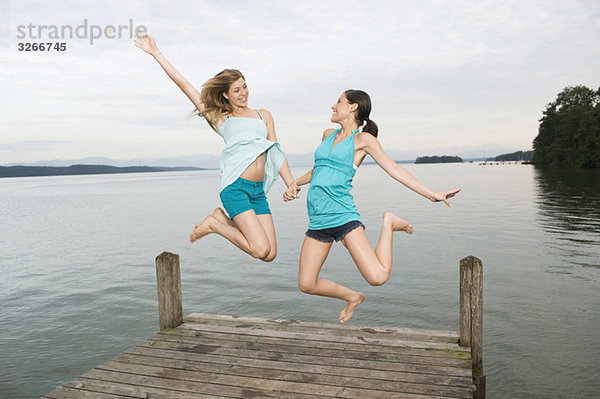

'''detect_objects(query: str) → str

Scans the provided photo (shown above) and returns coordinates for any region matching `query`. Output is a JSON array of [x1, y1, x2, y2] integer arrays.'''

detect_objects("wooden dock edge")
[[154, 252, 485, 398]]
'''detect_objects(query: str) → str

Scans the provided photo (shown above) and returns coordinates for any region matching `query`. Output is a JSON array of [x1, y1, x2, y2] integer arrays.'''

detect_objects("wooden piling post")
[[459, 255, 485, 399], [155, 251, 182, 331]]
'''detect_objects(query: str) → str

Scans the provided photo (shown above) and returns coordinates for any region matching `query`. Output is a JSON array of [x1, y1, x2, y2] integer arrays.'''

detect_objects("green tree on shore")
[[494, 150, 533, 162], [415, 155, 463, 164], [532, 85, 600, 168]]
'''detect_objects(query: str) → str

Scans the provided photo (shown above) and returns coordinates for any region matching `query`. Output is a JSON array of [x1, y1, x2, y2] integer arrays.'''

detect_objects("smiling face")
[[223, 77, 248, 108], [330, 93, 357, 123]]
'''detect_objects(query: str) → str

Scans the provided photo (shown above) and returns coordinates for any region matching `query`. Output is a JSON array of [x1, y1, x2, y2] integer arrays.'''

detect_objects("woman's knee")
[[248, 237, 271, 259], [251, 244, 271, 260], [298, 278, 316, 294], [261, 248, 277, 262], [366, 272, 389, 286]]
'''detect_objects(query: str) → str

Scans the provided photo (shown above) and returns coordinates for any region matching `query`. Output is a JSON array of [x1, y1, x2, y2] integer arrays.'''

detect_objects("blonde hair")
[[191, 69, 245, 131]]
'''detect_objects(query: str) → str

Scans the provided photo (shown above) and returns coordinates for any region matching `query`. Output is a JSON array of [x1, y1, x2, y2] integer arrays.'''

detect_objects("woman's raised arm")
[[358, 133, 460, 206], [134, 33, 205, 114]]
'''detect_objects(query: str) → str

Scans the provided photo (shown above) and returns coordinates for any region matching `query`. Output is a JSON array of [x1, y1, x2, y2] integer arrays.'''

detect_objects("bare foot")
[[383, 211, 413, 234], [212, 207, 235, 226], [190, 215, 217, 243], [339, 292, 365, 323]]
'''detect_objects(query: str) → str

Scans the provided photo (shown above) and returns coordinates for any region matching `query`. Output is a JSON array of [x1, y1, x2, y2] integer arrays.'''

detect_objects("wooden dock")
[[43, 254, 485, 399]]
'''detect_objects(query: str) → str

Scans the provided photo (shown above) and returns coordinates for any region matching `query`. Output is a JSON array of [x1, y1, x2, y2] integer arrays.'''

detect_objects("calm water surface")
[[1, 164, 599, 398]]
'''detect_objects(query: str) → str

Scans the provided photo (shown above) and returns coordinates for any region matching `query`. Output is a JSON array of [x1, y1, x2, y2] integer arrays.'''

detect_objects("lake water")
[[1, 164, 599, 398]]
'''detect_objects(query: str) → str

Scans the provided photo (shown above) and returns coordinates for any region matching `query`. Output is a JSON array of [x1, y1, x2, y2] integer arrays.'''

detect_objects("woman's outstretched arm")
[[134, 33, 205, 114], [357, 133, 460, 206], [294, 169, 314, 186]]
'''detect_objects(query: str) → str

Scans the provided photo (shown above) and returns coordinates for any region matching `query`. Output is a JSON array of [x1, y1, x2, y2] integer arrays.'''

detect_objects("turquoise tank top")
[[307, 129, 361, 230], [216, 111, 285, 193]]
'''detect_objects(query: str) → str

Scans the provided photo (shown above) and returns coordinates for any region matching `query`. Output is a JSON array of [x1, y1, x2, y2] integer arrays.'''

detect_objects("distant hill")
[[415, 155, 463, 164], [493, 150, 533, 162], [3, 155, 222, 169], [0, 165, 207, 178], [3, 145, 523, 170]]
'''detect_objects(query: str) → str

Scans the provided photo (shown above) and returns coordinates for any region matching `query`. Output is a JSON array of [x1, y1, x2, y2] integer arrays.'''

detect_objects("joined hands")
[[283, 183, 301, 202]]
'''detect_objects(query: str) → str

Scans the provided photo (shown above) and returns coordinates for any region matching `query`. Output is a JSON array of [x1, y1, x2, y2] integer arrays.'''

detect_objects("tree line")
[[533, 85, 599, 168], [494, 150, 533, 162]]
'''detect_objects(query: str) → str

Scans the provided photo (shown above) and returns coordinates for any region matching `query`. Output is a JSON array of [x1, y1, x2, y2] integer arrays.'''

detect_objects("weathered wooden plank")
[[187, 322, 458, 345], [44, 386, 128, 398], [124, 345, 473, 387], [149, 332, 471, 371], [186, 313, 459, 341], [62, 377, 219, 399], [96, 360, 367, 398], [100, 356, 473, 398], [187, 313, 458, 337], [177, 322, 469, 352], [135, 340, 472, 377], [157, 327, 471, 362], [80, 368, 322, 399]]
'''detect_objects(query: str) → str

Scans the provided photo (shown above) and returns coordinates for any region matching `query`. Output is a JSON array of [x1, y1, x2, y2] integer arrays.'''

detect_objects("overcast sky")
[[1, 0, 599, 164]]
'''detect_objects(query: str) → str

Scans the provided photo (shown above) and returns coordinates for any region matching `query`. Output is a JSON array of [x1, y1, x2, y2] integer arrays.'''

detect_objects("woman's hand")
[[133, 32, 203, 111], [283, 182, 301, 202], [134, 32, 159, 56], [431, 189, 461, 206]]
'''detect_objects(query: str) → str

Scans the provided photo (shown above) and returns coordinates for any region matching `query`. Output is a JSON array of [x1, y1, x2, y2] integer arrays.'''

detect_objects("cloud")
[[0, 0, 8, 47], [1, 0, 599, 163], [0, 140, 76, 151]]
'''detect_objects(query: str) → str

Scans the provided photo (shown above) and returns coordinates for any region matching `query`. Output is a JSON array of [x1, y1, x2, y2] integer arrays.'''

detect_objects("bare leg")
[[190, 209, 275, 261], [212, 207, 236, 227], [257, 214, 277, 262], [342, 211, 412, 286], [298, 236, 365, 323]]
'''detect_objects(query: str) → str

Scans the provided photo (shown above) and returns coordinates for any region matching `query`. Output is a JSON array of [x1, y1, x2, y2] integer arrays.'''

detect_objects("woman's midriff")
[[239, 152, 266, 182]]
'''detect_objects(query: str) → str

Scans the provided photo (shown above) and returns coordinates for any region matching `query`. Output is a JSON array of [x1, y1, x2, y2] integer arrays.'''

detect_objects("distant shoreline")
[[0, 165, 212, 179]]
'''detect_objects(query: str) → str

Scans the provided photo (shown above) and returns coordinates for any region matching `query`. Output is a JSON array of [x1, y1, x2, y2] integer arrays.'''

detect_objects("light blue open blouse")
[[216, 112, 285, 194]]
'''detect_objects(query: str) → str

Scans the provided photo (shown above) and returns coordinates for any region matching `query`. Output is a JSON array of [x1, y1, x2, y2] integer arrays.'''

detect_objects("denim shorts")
[[305, 220, 365, 243], [220, 177, 271, 219]]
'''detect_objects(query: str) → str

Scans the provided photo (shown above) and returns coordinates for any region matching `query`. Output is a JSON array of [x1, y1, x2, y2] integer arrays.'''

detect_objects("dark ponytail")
[[344, 89, 379, 138], [363, 118, 378, 137]]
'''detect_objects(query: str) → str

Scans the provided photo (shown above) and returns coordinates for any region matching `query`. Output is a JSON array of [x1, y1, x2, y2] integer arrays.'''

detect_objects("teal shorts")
[[220, 177, 271, 219]]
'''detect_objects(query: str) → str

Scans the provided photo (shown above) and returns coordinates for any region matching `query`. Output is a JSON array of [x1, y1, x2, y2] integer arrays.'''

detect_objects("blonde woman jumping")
[[136, 33, 297, 262]]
